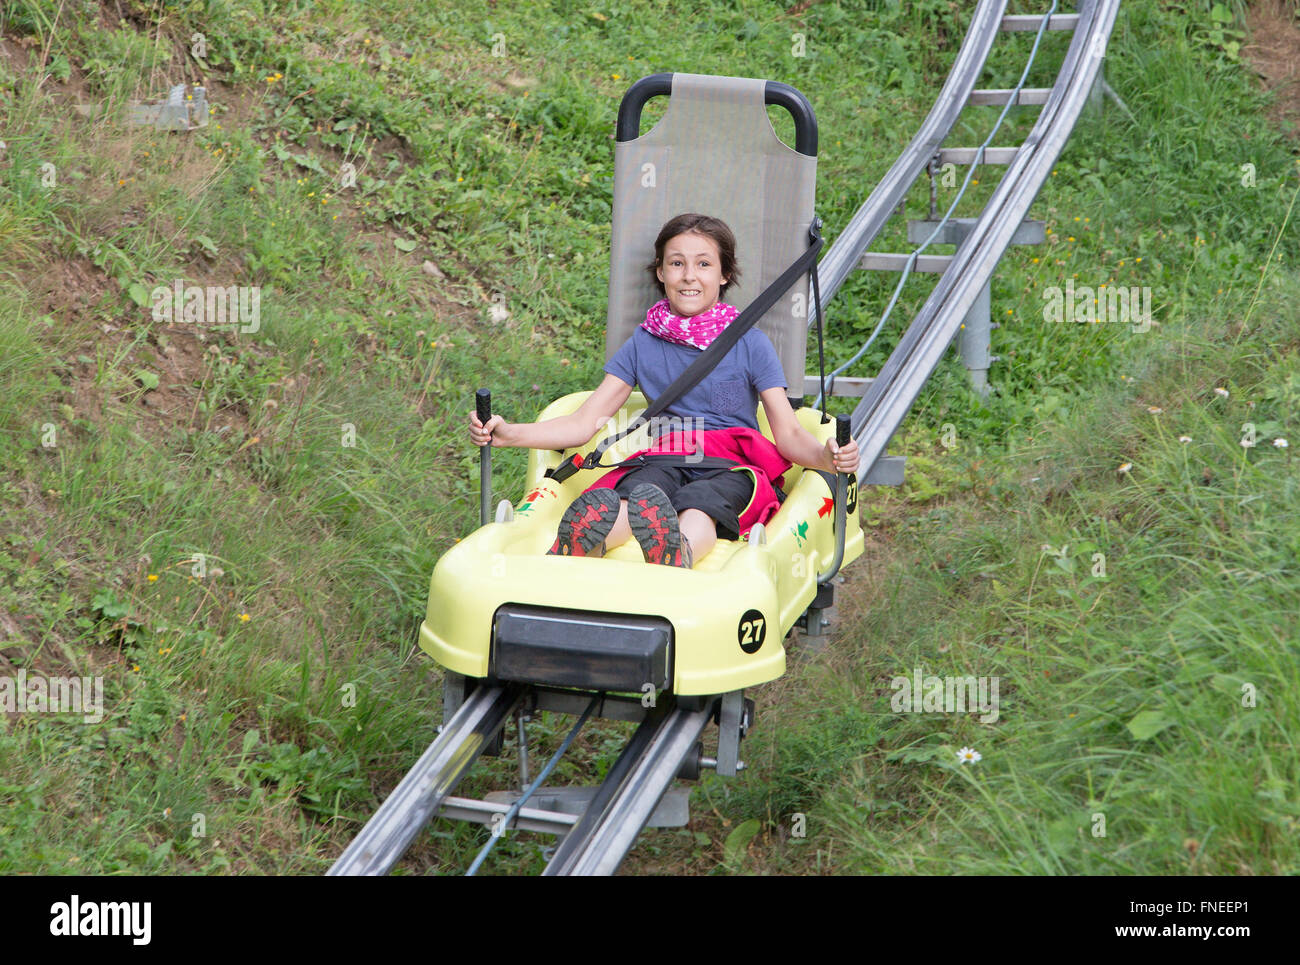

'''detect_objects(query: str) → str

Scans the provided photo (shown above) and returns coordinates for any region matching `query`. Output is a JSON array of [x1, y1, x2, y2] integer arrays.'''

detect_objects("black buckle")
[[545, 453, 585, 482]]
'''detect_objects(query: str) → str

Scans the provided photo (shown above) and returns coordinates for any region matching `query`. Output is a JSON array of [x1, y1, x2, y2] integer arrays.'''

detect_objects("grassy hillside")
[[0, 0, 1296, 874]]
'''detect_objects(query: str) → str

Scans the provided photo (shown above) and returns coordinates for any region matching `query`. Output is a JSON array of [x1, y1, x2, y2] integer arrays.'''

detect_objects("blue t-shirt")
[[605, 326, 788, 431]]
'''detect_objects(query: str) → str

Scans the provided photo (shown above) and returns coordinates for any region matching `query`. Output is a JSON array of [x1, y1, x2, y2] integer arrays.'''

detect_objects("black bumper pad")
[[491, 604, 673, 694]]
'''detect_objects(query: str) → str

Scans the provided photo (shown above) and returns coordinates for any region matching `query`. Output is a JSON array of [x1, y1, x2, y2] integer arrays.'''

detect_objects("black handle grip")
[[476, 388, 491, 428], [836, 414, 851, 448], [615, 74, 818, 155]]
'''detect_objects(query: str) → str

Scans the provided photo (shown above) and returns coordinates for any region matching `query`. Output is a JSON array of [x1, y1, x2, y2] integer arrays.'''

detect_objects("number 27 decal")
[[738, 608, 766, 653]]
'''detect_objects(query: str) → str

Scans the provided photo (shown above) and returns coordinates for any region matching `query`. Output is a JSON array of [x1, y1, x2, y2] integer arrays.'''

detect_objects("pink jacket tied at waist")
[[585, 426, 791, 536]]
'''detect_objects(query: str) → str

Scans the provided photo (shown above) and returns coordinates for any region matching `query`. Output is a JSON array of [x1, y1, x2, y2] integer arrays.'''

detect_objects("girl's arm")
[[470, 374, 635, 450], [759, 386, 859, 473]]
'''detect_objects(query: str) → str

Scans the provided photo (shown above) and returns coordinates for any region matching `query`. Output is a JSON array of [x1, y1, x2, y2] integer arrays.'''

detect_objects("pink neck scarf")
[[640, 298, 739, 350]]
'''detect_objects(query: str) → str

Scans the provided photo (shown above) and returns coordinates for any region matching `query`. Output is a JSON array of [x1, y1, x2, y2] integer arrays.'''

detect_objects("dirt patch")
[[1243, 1, 1300, 137], [29, 256, 114, 324]]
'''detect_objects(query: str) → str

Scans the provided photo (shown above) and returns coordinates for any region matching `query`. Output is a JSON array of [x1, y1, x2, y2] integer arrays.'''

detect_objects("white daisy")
[[957, 747, 981, 764], [1275, 438, 1289, 448]]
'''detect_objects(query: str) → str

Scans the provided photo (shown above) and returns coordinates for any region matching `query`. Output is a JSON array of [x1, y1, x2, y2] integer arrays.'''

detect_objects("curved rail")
[[849, 0, 1121, 471], [808, 0, 1011, 324]]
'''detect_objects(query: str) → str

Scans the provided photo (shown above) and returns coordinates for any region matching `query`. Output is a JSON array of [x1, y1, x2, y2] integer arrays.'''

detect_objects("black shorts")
[[611, 464, 754, 541]]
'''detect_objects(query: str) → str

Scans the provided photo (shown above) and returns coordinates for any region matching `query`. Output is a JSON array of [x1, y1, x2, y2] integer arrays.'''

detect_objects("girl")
[[469, 213, 859, 568]]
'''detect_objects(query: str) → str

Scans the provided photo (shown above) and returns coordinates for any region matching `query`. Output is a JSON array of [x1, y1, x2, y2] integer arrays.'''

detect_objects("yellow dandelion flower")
[[148, 573, 158, 582], [239, 613, 250, 622]]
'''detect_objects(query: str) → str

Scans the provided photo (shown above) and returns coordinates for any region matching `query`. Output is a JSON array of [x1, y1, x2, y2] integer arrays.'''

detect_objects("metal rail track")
[[542, 700, 713, 876], [809, 0, 1012, 320], [328, 683, 525, 876], [851, 0, 1121, 469]]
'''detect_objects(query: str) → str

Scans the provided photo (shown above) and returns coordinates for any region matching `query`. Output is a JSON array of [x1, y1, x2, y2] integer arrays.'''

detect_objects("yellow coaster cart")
[[331, 72, 864, 876]]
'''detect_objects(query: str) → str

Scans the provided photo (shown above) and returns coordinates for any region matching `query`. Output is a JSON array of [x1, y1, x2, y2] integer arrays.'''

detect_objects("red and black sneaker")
[[628, 484, 693, 568], [547, 488, 620, 557]]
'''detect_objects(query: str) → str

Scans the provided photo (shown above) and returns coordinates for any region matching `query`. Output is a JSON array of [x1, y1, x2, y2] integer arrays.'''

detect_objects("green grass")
[[0, 0, 1297, 874]]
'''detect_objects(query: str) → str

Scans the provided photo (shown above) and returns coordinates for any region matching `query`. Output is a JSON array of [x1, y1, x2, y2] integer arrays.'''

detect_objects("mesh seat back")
[[605, 73, 818, 395]]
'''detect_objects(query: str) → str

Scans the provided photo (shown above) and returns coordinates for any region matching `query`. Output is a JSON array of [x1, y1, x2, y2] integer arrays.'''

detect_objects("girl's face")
[[656, 232, 729, 317]]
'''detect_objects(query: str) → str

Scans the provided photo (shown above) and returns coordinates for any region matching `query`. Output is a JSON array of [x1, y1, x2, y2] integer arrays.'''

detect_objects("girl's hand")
[[469, 410, 511, 447], [825, 437, 859, 474]]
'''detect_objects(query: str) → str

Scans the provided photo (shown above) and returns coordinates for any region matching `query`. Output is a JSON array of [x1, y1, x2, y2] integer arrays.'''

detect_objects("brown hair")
[[645, 213, 742, 298]]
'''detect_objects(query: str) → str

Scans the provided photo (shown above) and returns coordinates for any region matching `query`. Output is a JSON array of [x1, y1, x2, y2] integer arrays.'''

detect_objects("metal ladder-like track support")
[[849, 0, 1121, 478], [806, 0, 1119, 467]]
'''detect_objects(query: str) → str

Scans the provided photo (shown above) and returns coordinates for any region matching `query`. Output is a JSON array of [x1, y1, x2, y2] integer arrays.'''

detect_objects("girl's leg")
[[678, 508, 717, 563], [604, 501, 708, 558], [606, 465, 678, 550], [605, 500, 632, 548]]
